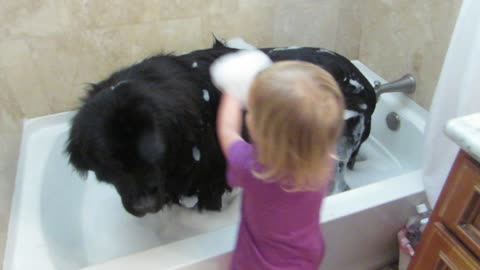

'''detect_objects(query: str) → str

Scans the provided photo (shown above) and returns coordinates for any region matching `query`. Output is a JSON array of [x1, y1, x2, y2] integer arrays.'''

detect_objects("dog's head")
[[66, 78, 201, 217]]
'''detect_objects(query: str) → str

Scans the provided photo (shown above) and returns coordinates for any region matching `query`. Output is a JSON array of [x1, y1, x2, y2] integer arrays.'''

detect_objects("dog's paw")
[[179, 195, 198, 208], [222, 188, 242, 206]]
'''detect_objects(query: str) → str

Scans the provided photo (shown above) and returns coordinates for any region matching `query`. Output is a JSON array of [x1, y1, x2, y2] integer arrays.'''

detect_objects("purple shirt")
[[227, 141, 328, 270]]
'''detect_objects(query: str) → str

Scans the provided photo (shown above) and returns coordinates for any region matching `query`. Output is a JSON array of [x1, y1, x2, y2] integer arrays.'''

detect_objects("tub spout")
[[374, 74, 416, 100]]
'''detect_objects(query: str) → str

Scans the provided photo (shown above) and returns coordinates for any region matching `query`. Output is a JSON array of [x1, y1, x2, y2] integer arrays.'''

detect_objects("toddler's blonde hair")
[[248, 61, 345, 191]]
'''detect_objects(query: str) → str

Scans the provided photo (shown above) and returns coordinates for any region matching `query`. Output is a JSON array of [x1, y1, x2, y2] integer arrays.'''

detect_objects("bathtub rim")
[[80, 170, 425, 270]]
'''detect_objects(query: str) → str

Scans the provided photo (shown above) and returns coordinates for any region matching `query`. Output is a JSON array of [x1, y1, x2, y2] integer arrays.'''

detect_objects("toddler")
[[214, 56, 345, 270]]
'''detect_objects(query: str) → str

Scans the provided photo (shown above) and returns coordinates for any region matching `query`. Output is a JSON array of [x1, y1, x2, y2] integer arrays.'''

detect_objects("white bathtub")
[[3, 61, 428, 270]]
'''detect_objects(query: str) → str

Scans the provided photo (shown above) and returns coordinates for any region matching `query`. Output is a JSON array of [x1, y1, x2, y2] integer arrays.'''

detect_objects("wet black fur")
[[66, 40, 375, 217]]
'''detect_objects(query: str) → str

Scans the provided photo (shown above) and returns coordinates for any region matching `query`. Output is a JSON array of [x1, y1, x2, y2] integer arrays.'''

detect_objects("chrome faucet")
[[374, 74, 416, 100]]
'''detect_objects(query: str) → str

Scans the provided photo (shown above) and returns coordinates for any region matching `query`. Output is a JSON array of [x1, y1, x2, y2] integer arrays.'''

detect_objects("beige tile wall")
[[0, 0, 462, 267], [0, 113, 21, 270], [359, 0, 463, 109]]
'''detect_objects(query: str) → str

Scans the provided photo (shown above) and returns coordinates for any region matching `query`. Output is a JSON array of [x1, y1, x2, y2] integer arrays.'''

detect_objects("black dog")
[[66, 40, 375, 217]]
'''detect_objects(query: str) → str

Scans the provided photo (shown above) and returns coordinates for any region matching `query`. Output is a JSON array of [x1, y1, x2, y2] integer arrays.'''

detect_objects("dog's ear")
[[83, 83, 103, 100], [65, 113, 95, 178], [138, 132, 166, 165], [65, 135, 90, 178]]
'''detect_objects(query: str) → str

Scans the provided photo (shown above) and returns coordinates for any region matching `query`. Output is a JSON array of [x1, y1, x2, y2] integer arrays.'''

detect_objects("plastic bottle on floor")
[[406, 203, 431, 249]]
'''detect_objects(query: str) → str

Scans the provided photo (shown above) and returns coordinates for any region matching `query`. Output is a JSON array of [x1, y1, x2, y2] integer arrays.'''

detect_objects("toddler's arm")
[[216, 94, 244, 156]]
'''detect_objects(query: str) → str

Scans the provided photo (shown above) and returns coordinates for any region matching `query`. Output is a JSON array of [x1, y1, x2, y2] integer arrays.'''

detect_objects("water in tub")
[[344, 138, 404, 189]]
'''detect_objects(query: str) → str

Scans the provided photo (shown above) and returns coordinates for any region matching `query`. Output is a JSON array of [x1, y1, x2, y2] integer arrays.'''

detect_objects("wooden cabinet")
[[409, 151, 480, 269]]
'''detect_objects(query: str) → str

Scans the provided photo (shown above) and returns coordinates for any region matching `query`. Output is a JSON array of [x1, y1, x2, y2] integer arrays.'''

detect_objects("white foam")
[[210, 50, 272, 107], [192, 146, 201, 161], [269, 46, 302, 52], [317, 48, 335, 55], [349, 79, 365, 93], [179, 196, 198, 208], [110, 80, 129, 91], [344, 110, 360, 120], [202, 89, 210, 102], [352, 115, 365, 142], [224, 38, 257, 50]]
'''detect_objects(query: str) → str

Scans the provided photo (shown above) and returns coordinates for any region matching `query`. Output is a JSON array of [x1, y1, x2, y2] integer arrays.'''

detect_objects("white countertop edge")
[[445, 113, 480, 163]]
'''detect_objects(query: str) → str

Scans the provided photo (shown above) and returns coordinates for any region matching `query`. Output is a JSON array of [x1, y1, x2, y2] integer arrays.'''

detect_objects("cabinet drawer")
[[409, 222, 479, 270], [436, 151, 480, 258]]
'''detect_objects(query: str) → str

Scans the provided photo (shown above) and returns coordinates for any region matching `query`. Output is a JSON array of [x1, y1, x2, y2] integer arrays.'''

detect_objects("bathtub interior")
[[3, 61, 427, 270]]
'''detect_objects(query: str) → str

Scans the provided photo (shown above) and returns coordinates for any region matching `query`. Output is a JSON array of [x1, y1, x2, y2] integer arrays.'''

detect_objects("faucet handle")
[[374, 74, 416, 99]]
